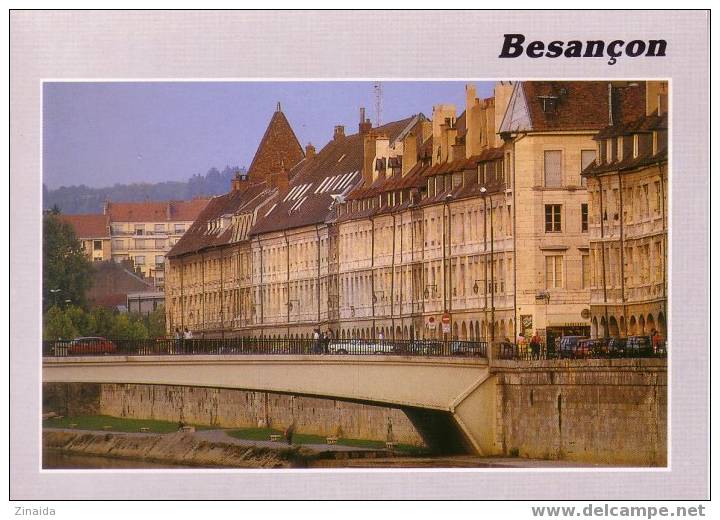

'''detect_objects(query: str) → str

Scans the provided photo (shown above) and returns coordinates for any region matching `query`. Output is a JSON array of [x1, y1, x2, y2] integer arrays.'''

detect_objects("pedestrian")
[[378, 330, 384, 342], [313, 328, 321, 354], [517, 333, 528, 359], [184, 327, 193, 354], [651, 329, 663, 354], [284, 420, 296, 445], [530, 331, 541, 360]]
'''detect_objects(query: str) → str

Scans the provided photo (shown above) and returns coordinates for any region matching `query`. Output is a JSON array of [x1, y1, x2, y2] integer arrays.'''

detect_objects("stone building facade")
[[165, 81, 665, 344], [582, 82, 669, 339], [106, 198, 210, 289], [57, 213, 112, 262]]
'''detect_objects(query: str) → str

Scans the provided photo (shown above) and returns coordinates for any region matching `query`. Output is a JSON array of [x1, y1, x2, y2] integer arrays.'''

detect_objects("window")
[[93, 240, 102, 251], [154, 223, 165, 233], [581, 203, 589, 232], [642, 184, 650, 217], [155, 239, 165, 249], [134, 255, 145, 265], [545, 256, 564, 289], [134, 224, 144, 236], [174, 224, 185, 234], [580, 149, 596, 188], [582, 254, 590, 289], [113, 239, 125, 249], [545, 204, 562, 232], [155, 255, 164, 266], [544, 150, 562, 187], [654, 181, 662, 214]]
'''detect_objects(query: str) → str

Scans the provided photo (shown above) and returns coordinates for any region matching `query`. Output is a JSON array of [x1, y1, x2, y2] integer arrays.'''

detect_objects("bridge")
[[42, 352, 497, 454]]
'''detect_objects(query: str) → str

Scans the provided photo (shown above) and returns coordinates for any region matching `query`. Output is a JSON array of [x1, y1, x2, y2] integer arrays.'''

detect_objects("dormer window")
[[633, 134, 640, 158], [538, 95, 559, 114]]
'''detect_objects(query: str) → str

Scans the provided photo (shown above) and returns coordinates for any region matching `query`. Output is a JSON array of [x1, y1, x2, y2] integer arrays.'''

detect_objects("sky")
[[42, 81, 494, 189]]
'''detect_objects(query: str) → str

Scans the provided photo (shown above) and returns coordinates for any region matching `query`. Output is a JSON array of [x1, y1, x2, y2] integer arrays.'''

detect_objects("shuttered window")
[[545, 256, 564, 289], [544, 150, 562, 187]]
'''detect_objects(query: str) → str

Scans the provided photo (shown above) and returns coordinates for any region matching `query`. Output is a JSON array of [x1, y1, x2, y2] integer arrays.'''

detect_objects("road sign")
[[427, 316, 437, 330]]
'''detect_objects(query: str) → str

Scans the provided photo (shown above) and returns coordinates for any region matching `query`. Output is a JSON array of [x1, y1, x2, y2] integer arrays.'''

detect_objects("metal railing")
[[42, 338, 488, 358], [493, 340, 667, 361]]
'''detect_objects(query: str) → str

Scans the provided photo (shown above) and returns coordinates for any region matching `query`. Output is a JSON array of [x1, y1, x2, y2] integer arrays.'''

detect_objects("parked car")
[[557, 336, 590, 359], [327, 340, 394, 355], [399, 340, 443, 356], [68, 337, 117, 355], [575, 339, 605, 358], [451, 341, 487, 357], [625, 336, 653, 356], [607, 337, 628, 356]]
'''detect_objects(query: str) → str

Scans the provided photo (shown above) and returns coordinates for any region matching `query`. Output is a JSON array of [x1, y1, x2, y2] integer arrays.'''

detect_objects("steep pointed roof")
[[246, 104, 305, 182]]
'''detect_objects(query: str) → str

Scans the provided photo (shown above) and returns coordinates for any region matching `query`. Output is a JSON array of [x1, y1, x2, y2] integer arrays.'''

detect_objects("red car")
[[68, 337, 117, 355]]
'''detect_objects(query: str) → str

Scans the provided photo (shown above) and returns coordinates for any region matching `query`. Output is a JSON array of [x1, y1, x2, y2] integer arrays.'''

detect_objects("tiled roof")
[[105, 198, 210, 223], [167, 181, 276, 258], [583, 111, 668, 176], [501, 81, 647, 133], [247, 108, 305, 182], [337, 147, 505, 222], [57, 213, 110, 239], [594, 110, 667, 139], [249, 115, 422, 235]]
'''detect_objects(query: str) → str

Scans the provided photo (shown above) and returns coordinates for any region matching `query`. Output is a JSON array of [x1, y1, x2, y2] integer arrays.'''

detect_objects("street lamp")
[[472, 280, 484, 295]]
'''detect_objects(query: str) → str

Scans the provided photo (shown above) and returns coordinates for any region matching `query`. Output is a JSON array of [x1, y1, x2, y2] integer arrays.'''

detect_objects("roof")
[[167, 180, 276, 258], [105, 198, 210, 223], [249, 115, 423, 236], [583, 111, 668, 176], [247, 107, 305, 182], [500, 81, 646, 134], [57, 213, 110, 239]]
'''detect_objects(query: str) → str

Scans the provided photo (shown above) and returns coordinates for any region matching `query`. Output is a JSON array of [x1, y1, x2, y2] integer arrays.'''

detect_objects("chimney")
[[493, 81, 514, 146], [270, 162, 289, 193], [362, 132, 378, 186], [231, 170, 244, 192], [431, 104, 456, 165], [333, 125, 345, 141], [646, 81, 668, 116], [374, 133, 390, 181], [359, 107, 372, 135], [402, 131, 418, 177], [305, 143, 316, 159]]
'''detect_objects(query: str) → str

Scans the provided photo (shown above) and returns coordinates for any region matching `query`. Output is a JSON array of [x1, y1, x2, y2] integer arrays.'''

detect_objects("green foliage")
[[43, 306, 79, 340], [43, 214, 94, 311], [144, 306, 167, 339], [42, 305, 157, 340]]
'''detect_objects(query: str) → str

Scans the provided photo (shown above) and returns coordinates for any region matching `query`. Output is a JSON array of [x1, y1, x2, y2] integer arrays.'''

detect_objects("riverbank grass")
[[42, 415, 211, 433], [226, 427, 425, 454]]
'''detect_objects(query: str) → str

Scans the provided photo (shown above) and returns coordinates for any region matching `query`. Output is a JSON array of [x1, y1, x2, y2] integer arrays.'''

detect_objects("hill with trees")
[[43, 165, 244, 214]]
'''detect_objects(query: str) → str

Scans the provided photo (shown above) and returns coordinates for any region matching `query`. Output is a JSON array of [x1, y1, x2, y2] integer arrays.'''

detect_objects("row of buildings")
[[164, 80, 668, 346], [58, 198, 209, 289]]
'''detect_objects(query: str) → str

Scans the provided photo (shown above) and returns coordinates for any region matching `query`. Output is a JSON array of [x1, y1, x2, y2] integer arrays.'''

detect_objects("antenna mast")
[[374, 82, 383, 127]]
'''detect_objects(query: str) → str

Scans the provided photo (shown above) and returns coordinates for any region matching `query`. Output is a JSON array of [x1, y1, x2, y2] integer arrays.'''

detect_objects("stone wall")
[[491, 358, 667, 466], [43, 383, 424, 445]]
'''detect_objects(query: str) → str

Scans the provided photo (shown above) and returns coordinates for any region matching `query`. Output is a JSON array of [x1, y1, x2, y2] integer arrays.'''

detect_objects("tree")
[[43, 214, 95, 312], [43, 306, 79, 340], [144, 306, 166, 339]]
